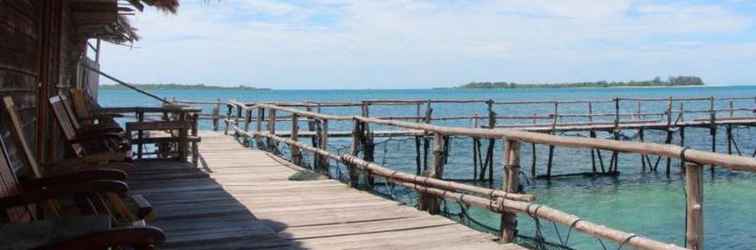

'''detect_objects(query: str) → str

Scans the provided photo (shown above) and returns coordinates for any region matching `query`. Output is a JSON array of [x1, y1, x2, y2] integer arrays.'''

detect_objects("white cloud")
[[99, 0, 756, 88]]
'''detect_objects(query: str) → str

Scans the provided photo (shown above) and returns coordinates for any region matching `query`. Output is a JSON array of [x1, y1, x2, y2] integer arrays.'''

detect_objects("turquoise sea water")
[[100, 86, 756, 249]]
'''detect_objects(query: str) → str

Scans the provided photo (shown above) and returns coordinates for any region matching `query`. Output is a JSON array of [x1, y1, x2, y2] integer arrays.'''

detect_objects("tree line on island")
[[456, 76, 704, 89], [99, 83, 271, 91]]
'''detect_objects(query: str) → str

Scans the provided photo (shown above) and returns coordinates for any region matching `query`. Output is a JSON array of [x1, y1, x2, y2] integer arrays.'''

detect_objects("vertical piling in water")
[[349, 119, 361, 187], [291, 113, 302, 166], [685, 163, 704, 250], [709, 96, 717, 174], [500, 139, 520, 243], [546, 101, 558, 179], [267, 109, 277, 152], [419, 133, 445, 214], [212, 98, 220, 131], [665, 97, 673, 177], [486, 100, 496, 185], [255, 107, 264, 149]]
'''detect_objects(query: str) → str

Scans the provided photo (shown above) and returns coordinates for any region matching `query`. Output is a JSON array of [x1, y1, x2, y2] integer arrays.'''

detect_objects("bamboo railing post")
[[709, 96, 717, 172], [255, 107, 264, 149], [729, 100, 734, 118], [588, 101, 593, 124], [291, 113, 302, 165], [235, 102, 243, 136], [212, 98, 220, 131], [636, 101, 642, 120], [665, 97, 674, 177], [420, 133, 445, 214], [319, 119, 330, 174], [500, 139, 520, 242], [267, 109, 277, 151], [472, 113, 480, 180], [349, 120, 362, 187], [244, 108, 252, 132], [223, 103, 233, 135], [486, 100, 496, 185], [685, 163, 704, 250]]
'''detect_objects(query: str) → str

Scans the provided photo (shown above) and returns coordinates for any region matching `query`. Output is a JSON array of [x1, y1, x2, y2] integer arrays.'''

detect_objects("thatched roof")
[[73, 0, 181, 44]]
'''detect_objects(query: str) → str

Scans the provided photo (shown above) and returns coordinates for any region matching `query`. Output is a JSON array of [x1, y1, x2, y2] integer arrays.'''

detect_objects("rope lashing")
[[617, 234, 638, 250]]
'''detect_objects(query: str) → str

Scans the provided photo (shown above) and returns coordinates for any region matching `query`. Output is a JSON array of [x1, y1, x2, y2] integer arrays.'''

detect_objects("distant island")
[[100, 83, 271, 91], [455, 76, 704, 89]]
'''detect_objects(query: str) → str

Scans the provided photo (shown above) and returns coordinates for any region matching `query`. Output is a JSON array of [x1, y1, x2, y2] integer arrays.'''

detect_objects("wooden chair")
[[61, 93, 124, 134], [49, 96, 131, 164], [5, 97, 152, 222], [0, 136, 165, 250], [70, 88, 122, 128]]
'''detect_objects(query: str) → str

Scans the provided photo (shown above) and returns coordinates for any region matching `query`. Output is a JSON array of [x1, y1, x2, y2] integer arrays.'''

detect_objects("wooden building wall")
[[0, 0, 86, 176]]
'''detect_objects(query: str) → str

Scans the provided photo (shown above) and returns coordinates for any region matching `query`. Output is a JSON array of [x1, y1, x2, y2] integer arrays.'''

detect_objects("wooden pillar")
[[665, 97, 673, 177], [500, 139, 520, 242], [191, 112, 199, 166], [709, 96, 717, 173], [639, 128, 646, 172], [685, 163, 704, 250], [486, 100, 496, 185], [318, 119, 329, 174], [419, 133, 445, 214], [223, 103, 233, 135], [255, 107, 264, 149], [267, 109, 277, 151], [136, 111, 144, 159], [349, 120, 362, 187], [212, 99, 220, 131], [177, 111, 188, 161], [291, 113, 302, 165]]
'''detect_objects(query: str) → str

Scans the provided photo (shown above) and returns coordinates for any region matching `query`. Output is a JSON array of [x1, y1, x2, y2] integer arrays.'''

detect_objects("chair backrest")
[[49, 96, 85, 156], [70, 88, 93, 121], [2, 97, 42, 177], [0, 134, 33, 223], [60, 95, 83, 131]]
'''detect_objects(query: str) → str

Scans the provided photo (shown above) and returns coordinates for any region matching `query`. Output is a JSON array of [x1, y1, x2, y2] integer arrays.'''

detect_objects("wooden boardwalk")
[[126, 132, 523, 250]]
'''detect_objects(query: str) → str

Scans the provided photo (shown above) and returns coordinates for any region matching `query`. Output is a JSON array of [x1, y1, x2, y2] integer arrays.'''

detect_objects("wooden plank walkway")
[[126, 132, 524, 250]]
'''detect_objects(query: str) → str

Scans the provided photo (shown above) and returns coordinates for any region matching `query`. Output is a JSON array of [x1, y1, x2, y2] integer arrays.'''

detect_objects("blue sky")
[[101, 0, 756, 89]]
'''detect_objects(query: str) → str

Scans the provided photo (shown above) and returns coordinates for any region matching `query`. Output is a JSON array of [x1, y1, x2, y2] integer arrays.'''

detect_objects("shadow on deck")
[[127, 132, 522, 250]]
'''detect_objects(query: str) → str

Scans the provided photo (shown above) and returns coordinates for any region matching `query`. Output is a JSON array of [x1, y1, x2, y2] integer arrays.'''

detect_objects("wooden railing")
[[174, 96, 756, 133], [223, 101, 756, 250]]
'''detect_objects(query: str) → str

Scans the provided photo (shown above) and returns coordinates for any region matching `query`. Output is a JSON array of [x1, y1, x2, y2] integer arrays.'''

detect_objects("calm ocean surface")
[[100, 86, 756, 249]]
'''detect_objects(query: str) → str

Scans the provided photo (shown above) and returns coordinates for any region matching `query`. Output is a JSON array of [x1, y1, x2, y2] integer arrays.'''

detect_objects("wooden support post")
[[636, 101, 642, 120], [244, 109, 252, 132], [267, 109, 277, 151], [416, 136, 422, 176], [212, 99, 220, 131], [685, 163, 704, 250], [551, 102, 559, 132], [531, 143, 537, 178], [191, 112, 199, 166], [546, 145, 555, 178], [178, 111, 188, 161], [729, 100, 734, 118], [487, 100, 496, 185], [136, 111, 144, 159], [500, 139, 520, 243], [639, 128, 646, 172], [587, 101, 593, 125], [666, 97, 673, 177], [709, 96, 716, 173], [319, 119, 329, 173], [255, 107, 264, 149], [235, 103, 242, 136], [224, 103, 233, 135], [419, 133, 445, 214], [727, 124, 733, 155], [291, 113, 302, 165], [349, 120, 361, 187]]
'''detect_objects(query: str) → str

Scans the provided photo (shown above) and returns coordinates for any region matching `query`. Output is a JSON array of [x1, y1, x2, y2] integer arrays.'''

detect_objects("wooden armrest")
[[80, 151, 130, 164], [35, 226, 165, 250], [45, 159, 134, 172], [93, 112, 124, 118], [129, 195, 153, 220], [0, 180, 128, 210], [21, 169, 127, 190], [80, 126, 124, 134]]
